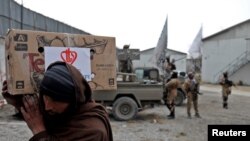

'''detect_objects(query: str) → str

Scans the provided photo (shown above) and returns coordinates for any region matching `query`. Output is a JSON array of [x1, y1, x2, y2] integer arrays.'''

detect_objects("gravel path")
[[0, 84, 250, 141]]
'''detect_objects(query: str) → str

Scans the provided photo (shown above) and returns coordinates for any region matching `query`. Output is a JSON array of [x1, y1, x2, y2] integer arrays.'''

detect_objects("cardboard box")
[[5, 29, 117, 95]]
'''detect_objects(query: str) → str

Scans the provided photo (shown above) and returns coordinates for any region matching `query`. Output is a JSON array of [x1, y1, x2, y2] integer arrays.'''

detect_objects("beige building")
[[133, 48, 187, 72]]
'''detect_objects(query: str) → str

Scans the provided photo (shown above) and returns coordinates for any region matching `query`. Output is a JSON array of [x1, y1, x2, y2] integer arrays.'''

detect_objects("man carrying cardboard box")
[[2, 61, 113, 141]]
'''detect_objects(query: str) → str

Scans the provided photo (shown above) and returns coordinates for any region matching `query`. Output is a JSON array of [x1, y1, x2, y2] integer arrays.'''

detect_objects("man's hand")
[[1, 80, 23, 111], [197, 92, 203, 95], [0, 99, 7, 109], [21, 94, 46, 135]]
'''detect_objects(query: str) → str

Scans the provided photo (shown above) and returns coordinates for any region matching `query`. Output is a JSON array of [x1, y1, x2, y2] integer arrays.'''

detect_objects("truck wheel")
[[112, 97, 138, 121], [175, 90, 185, 106]]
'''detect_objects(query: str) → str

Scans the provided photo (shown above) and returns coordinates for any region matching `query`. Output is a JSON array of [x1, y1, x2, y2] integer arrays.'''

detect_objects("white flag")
[[188, 26, 203, 59], [150, 17, 168, 72]]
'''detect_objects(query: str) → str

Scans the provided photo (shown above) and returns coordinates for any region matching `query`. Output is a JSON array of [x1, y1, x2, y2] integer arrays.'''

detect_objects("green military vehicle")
[[92, 67, 186, 121]]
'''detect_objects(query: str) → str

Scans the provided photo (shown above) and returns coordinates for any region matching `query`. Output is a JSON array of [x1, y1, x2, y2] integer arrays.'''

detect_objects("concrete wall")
[[202, 20, 250, 85], [0, 0, 89, 36], [230, 62, 250, 85], [133, 49, 152, 68]]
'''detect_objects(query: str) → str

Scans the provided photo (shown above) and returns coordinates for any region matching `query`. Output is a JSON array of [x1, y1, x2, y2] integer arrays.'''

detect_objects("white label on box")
[[44, 47, 91, 81]]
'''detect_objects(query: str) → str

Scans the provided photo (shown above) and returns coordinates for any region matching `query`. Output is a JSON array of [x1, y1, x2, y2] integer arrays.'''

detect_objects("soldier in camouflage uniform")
[[164, 72, 180, 119], [194, 73, 202, 95], [119, 56, 133, 81], [119, 45, 133, 82], [183, 72, 201, 119], [219, 72, 234, 109]]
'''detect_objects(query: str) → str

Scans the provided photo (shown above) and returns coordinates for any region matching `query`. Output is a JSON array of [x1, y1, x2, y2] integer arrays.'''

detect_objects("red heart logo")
[[60, 48, 77, 64]]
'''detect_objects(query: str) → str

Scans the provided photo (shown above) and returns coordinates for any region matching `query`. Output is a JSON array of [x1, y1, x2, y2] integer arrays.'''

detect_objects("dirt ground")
[[0, 84, 250, 141]]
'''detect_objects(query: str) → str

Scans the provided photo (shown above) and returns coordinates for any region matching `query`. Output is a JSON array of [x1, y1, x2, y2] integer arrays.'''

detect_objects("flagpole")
[[148, 15, 168, 94], [162, 51, 166, 95]]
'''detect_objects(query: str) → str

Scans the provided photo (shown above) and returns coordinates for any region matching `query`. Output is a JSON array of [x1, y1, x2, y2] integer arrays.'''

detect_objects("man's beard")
[[43, 104, 75, 130]]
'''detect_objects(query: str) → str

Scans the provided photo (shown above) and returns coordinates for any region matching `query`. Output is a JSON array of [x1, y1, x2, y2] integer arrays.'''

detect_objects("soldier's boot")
[[195, 113, 201, 118], [167, 104, 175, 119], [166, 104, 172, 117], [167, 114, 172, 117], [167, 111, 175, 119], [187, 113, 191, 119], [223, 103, 228, 109]]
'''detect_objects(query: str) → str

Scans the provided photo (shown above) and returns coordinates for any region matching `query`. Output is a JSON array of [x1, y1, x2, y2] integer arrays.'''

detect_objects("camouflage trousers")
[[187, 92, 199, 116], [222, 88, 231, 108], [163, 90, 177, 115]]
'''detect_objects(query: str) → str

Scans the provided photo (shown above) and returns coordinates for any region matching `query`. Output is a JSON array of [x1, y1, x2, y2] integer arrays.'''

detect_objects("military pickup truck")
[[92, 67, 186, 121]]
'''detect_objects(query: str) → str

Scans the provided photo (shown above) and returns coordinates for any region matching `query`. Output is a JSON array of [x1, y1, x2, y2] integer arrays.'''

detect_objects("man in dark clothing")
[[2, 61, 113, 141]]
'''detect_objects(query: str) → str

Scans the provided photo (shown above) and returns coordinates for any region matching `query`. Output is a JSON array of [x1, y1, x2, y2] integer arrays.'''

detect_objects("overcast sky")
[[16, 0, 250, 53]]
